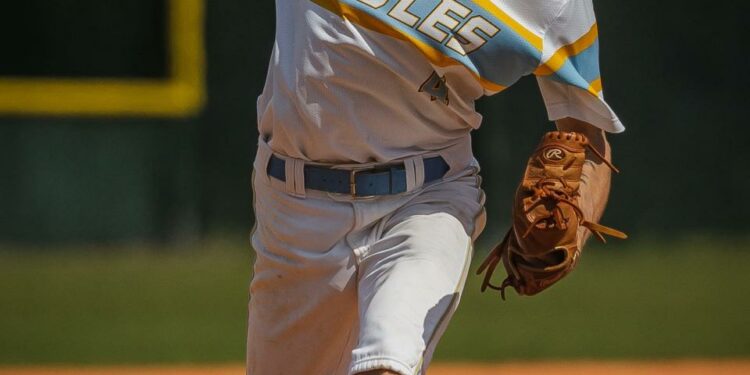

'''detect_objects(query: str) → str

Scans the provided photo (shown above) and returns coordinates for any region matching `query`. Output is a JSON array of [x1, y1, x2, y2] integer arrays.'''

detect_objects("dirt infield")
[[2, 361, 750, 375]]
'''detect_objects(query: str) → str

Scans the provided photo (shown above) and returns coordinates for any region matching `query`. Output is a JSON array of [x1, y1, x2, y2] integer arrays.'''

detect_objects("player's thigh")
[[247, 240, 359, 375], [248, 175, 359, 375], [350, 174, 484, 374], [351, 212, 474, 374]]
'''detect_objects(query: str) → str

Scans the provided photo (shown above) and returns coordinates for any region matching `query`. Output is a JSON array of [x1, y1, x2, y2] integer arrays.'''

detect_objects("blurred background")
[[1, 0, 748, 368]]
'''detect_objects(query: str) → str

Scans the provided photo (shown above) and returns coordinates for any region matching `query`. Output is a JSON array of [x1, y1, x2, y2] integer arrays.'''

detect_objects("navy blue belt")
[[266, 155, 449, 197]]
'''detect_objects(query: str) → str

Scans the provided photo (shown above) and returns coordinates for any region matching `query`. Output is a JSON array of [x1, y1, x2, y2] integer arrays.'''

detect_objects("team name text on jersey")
[[357, 0, 501, 55]]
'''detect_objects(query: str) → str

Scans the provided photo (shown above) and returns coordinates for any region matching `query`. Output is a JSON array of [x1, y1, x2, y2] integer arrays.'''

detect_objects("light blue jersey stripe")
[[317, 0, 604, 95], [336, 0, 542, 88]]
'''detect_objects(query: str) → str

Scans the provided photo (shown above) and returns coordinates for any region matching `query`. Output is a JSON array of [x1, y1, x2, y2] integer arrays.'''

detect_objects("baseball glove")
[[477, 131, 627, 299]]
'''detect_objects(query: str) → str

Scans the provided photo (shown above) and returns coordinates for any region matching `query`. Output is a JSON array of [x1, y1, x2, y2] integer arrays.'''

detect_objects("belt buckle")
[[349, 169, 360, 197], [348, 167, 379, 198]]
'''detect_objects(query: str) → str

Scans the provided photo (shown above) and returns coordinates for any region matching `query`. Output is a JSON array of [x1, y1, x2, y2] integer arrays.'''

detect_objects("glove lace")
[[522, 178, 585, 238]]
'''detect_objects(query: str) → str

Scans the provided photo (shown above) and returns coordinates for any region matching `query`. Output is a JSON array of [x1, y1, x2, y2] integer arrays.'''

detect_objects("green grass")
[[1, 237, 749, 365], [438, 236, 750, 361], [0, 239, 253, 365]]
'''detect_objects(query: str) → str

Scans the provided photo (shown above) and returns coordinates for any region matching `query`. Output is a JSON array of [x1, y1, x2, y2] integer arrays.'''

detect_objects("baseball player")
[[247, 0, 624, 374]]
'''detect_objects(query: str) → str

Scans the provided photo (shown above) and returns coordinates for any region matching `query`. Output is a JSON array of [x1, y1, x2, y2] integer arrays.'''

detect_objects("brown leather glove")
[[477, 131, 627, 299]]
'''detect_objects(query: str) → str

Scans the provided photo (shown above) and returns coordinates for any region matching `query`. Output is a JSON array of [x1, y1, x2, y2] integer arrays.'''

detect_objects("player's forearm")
[[555, 117, 613, 246]]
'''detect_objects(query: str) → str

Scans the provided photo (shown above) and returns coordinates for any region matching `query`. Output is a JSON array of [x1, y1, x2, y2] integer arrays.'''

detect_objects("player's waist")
[[266, 153, 448, 198], [254, 136, 477, 199]]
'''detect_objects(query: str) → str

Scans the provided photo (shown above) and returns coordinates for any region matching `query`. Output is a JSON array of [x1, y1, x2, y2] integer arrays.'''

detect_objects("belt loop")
[[284, 158, 306, 198], [404, 155, 425, 192], [254, 136, 273, 184], [294, 159, 306, 196]]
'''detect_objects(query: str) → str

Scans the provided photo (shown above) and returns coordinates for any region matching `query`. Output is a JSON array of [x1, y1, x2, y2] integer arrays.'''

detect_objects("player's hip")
[[250, 135, 487, 255], [253, 134, 478, 197]]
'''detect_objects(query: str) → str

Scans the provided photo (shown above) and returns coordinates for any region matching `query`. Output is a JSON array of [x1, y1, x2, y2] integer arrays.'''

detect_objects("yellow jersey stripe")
[[534, 23, 599, 76], [472, 0, 543, 51], [587, 77, 603, 95]]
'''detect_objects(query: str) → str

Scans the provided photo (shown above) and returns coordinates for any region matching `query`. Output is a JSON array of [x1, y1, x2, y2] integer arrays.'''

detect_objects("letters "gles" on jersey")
[[358, 0, 500, 55]]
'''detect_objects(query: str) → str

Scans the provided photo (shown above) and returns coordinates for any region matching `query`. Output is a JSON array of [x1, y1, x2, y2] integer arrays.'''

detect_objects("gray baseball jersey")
[[257, 0, 623, 163]]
